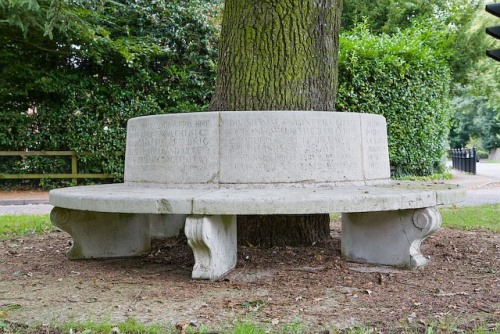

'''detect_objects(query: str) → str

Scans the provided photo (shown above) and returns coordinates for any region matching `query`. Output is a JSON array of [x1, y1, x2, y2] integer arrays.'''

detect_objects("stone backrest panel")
[[124, 111, 390, 185], [125, 113, 220, 184]]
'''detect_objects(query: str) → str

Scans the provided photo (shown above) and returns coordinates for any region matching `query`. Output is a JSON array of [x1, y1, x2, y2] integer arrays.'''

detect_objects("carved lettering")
[[125, 115, 219, 183], [360, 118, 390, 177], [221, 114, 364, 182]]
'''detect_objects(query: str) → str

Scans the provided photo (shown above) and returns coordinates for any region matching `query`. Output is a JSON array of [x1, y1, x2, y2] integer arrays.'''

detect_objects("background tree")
[[342, 0, 499, 158], [210, 0, 343, 247], [342, 0, 484, 85], [450, 81, 500, 153], [448, 4, 500, 153]]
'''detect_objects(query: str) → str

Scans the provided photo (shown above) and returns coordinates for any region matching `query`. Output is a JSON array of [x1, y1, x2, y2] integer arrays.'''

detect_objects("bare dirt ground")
[[0, 222, 498, 333]]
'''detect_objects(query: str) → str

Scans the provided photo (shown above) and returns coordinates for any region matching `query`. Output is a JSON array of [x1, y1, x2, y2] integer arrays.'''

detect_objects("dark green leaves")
[[0, 0, 220, 187], [337, 23, 452, 176]]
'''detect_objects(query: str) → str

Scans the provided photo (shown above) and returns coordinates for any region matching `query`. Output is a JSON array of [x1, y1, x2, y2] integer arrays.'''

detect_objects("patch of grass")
[[61, 318, 169, 334], [394, 172, 453, 181], [481, 159, 500, 164], [0, 320, 9, 332], [0, 214, 53, 240], [398, 315, 499, 334], [231, 321, 268, 334], [441, 204, 500, 232], [330, 212, 342, 222], [0, 304, 22, 313], [0, 317, 496, 334]]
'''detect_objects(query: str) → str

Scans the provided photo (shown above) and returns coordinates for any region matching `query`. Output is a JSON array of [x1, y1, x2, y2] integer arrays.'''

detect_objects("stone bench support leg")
[[149, 214, 186, 239], [50, 207, 151, 259], [185, 215, 237, 280], [341, 207, 441, 268]]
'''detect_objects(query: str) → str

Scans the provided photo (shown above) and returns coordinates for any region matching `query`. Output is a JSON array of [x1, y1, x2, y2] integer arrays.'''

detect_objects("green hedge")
[[336, 24, 452, 176], [0, 0, 220, 188]]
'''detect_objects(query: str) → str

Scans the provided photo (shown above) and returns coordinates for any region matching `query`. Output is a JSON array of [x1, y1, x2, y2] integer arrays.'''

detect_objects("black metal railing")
[[451, 147, 477, 174]]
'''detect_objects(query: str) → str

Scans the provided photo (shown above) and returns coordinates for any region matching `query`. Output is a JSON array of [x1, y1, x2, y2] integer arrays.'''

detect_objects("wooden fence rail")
[[0, 151, 117, 185]]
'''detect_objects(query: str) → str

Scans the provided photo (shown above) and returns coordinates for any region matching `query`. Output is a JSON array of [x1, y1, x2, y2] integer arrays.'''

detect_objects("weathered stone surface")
[[50, 182, 465, 215], [123, 111, 390, 185], [341, 207, 442, 268], [360, 114, 391, 180], [192, 184, 438, 215], [149, 214, 186, 239], [124, 113, 220, 184], [49, 184, 216, 214], [185, 215, 237, 280], [219, 111, 383, 183], [50, 207, 151, 259]]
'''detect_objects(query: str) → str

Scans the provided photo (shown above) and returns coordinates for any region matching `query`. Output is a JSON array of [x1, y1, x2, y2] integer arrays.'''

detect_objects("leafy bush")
[[0, 0, 220, 187], [336, 23, 453, 176]]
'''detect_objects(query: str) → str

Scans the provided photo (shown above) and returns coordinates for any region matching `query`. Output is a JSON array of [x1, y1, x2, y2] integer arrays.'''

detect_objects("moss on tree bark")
[[210, 0, 343, 246]]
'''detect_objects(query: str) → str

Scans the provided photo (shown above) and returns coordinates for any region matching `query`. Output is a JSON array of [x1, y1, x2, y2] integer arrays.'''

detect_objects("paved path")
[[0, 162, 499, 215], [0, 204, 54, 215], [474, 161, 500, 179], [446, 161, 500, 206]]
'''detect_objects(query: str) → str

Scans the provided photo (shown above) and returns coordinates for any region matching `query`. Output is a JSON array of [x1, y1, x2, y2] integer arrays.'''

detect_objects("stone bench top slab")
[[49, 181, 465, 215]]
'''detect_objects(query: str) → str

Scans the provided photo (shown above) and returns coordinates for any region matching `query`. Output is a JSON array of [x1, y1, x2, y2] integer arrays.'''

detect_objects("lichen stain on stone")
[[67, 242, 83, 260], [221, 215, 235, 233], [157, 199, 173, 213]]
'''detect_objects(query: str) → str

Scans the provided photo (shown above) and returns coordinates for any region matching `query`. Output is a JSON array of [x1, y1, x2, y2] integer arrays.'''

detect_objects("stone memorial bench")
[[49, 111, 465, 280]]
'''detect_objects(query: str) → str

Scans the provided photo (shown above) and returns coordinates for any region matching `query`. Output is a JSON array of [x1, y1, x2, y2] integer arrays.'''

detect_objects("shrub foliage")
[[0, 0, 220, 187], [337, 24, 452, 176]]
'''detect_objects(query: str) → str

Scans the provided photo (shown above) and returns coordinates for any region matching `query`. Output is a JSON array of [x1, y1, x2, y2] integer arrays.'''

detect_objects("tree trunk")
[[210, 0, 343, 246], [237, 214, 331, 248]]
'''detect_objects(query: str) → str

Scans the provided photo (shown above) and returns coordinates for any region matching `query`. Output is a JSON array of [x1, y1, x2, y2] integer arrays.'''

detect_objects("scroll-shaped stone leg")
[[185, 215, 237, 280], [341, 207, 441, 269], [50, 207, 151, 259]]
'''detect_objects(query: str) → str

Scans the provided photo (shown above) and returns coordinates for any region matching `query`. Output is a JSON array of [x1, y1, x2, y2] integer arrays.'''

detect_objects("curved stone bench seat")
[[49, 111, 465, 280], [50, 182, 463, 215]]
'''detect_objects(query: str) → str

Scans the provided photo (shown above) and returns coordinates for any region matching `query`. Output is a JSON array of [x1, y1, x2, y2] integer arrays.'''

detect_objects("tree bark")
[[211, 0, 341, 111], [237, 214, 331, 248], [210, 0, 343, 246]]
